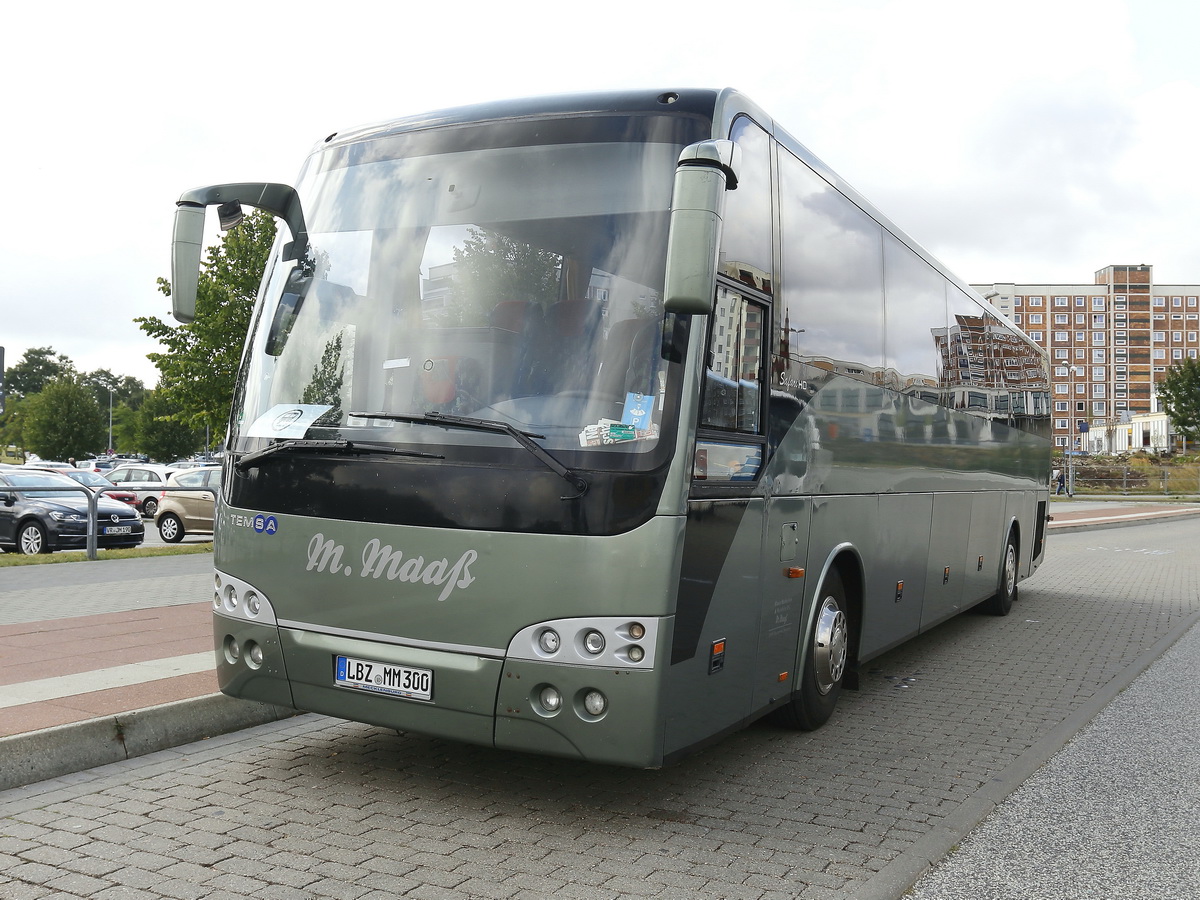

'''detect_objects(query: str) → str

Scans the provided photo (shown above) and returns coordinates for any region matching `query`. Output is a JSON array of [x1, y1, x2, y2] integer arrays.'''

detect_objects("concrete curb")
[[855, 607, 1200, 900], [0, 693, 298, 791], [1049, 506, 1200, 534]]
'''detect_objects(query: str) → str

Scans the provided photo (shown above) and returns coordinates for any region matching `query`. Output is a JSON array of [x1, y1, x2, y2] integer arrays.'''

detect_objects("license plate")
[[335, 655, 433, 701], [104, 526, 133, 534]]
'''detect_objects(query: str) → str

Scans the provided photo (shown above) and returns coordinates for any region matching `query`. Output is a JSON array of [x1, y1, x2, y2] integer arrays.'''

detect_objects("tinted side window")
[[721, 116, 773, 295], [778, 149, 884, 380]]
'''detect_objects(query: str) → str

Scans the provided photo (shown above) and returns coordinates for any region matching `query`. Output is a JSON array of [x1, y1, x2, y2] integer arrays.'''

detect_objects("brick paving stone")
[[3, 520, 1199, 900]]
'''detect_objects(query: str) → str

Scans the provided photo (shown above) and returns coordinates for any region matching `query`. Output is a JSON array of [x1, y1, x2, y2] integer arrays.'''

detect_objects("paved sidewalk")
[[1, 499, 1198, 892]]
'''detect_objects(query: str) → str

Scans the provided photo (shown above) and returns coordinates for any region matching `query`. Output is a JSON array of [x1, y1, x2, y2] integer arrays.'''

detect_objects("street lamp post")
[[1068, 366, 1082, 497], [107, 390, 114, 455]]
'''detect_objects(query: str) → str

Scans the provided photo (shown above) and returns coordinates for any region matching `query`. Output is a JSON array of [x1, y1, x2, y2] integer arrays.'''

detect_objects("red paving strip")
[[1048, 505, 1200, 527], [0, 603, 213, 685], [0, 671, 219, 738]]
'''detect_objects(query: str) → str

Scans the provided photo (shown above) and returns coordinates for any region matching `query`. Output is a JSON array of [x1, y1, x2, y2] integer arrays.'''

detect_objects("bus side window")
[[696, 287, 766, 482]]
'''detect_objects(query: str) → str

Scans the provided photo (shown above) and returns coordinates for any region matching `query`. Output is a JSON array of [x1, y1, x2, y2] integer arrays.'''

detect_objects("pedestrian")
[[1054, 468, 1065, 495]]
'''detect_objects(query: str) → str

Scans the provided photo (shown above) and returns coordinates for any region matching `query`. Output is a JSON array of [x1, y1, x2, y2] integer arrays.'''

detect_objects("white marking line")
[[1055, 509, 1197, 525], [0, 652, 215, 709]]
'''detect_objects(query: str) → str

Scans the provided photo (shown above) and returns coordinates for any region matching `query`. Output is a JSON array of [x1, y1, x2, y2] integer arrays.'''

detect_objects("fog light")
[[223, 636, 241, 664], [537, 629, 560, 654], [245, 591, 261, 617], [213, 592, 221, 610], [246, 642, 264, 669], [627, 645, 645, 663], [583, 690, 607, 716], [583, 630, 605, 655], [628, 622, 646, 640], [539, 686, 562, 712]]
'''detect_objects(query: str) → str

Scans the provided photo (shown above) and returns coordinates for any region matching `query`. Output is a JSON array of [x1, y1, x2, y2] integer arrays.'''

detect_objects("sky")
[[3, 0, 1199, 389]]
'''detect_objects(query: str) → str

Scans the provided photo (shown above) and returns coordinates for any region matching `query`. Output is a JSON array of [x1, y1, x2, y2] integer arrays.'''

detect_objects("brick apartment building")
[[972, 264, 1200, 452]]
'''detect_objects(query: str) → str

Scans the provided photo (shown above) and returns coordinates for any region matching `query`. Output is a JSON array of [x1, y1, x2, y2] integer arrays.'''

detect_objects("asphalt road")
[[2, 520, 1199, 899]]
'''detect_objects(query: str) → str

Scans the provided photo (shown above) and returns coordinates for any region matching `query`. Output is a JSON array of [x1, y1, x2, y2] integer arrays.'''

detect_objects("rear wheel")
[[142, 497, 159, 518], [983, 531, 1019, 617], [773, 569, 849, 731], [18, 522, 50, 555], [158, 513, 184, 543]]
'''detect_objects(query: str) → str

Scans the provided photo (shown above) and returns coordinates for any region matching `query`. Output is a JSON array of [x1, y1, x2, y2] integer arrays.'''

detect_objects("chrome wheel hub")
[[813, 596, 848, 695]]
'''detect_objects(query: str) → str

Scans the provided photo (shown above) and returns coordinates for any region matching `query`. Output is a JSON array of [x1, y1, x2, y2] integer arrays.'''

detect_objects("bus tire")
[[983, 531, 1019, 617], [774, 569, 849, 731]]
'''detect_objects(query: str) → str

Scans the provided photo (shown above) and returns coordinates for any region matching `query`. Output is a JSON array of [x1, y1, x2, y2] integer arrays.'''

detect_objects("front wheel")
[[158, 513, 184, 543], [982, 532, 1019, 617], [18, 521, 50, 555], [773, 569, 850, 731]]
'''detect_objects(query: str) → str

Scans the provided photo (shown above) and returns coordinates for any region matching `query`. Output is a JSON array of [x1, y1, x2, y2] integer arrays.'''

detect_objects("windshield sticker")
[[621, 392, 655, 430], [246, 404, 333, 438], [578, 418, 658, 447]]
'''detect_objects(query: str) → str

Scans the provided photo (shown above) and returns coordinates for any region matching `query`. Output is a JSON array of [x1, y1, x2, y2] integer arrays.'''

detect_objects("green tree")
[[22, 377, 107, 460], [4, 347, 75, 400], [449, 228, 562, 325], [136, 209, 277, 442], [1157, 358, 1200, 442], [135, 390, 203, 462], [0, 394, 28, 452]]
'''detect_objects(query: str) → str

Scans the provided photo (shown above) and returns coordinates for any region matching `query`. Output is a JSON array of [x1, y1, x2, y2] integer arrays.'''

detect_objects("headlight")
[[583, 630, 605, 655]]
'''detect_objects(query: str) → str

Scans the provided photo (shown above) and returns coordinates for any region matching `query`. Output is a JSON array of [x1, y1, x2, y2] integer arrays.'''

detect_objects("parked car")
[[58, 469, 140, 509], [0, 469, 145, 554], [104, 463, 181, 517], [155, 467, 221, 543]]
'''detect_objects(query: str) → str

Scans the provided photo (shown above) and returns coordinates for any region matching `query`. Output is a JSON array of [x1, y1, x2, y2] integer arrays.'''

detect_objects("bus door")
[[665, 286, 770, 753]]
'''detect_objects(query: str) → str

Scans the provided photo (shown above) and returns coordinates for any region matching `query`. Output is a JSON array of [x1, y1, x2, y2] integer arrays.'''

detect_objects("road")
[[2, 520, 1199, 899]]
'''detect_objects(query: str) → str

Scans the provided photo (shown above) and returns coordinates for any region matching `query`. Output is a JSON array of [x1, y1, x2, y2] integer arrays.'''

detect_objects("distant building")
[[973, 264, 1199, 452]]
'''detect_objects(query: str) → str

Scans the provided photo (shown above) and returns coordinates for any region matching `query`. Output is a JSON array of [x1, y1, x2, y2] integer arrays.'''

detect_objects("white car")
[[104, 463, 186, 517]]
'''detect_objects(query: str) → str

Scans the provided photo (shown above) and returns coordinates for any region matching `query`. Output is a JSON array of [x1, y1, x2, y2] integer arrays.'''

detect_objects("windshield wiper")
[[348, 410, 589, 499], [234, 438, 443, 472]]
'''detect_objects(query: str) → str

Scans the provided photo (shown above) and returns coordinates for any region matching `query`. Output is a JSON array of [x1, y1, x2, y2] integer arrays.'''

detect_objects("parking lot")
[[3, 517, 1199, 898]]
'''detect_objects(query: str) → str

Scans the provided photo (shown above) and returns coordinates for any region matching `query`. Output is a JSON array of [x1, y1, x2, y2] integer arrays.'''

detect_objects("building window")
[[1055, 367, 1069, 378], [1154, 349, 1166, 359], [1092, 333, 1105, 345], [1055, 436, 1068, 447], [1029, 314, 1043, 324], [1092, 385, 1105, 397], [1188, 297, 1197, 307], [1054, 419, 1068, 429], [1014, 296, 1023, 307], [1153, 296, 1166, 307], [1092, 402, 1106, 415], [1173, 297, 1183, 307], [1030, 332, 1044, 342], [1054, 331, 1068, 342], [1092, 350, 1105, 362], [1188, 332, 1197, 342], [1153, 331, 1165, 342], [1055, 401, 1068, 412], [1172, 332, 1183, 342], [1055, 314, 1069, 324], [1173, 349, 1183, 359], [1091, 315, 1105, 327], [1055, 349, 1068, 359], [1013, 314, 1023, 324], [1075, 296, 1086, 307], [1092, 297, 1105, 309], [1092, 367, 1105, 379], [1054, 296, 1068, 307], [1054, 384, 1068, 395], [1029, 296, 1043, 306]]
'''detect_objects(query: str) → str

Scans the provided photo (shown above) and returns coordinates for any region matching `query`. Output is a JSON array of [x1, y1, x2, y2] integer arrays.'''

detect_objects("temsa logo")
[[305, 533, 478, 603]]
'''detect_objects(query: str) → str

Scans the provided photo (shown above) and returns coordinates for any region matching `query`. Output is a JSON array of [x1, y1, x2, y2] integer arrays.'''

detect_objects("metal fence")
[[1061, 463, 1200, 496]]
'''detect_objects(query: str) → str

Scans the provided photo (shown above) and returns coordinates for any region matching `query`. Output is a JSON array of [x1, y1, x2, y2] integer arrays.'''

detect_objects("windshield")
[[4, 471, 79, 498], [231, 115, 695, 469]]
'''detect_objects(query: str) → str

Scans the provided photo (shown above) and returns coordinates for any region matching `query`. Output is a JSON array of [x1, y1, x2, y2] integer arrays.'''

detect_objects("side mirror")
[[171, 205, 206, 323], [170, 182, 309, 325], [663, 140, 740, 315]]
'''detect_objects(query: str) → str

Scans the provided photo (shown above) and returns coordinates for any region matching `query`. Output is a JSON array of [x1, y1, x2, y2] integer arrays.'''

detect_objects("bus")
[[172, 89, 1051, 768]]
